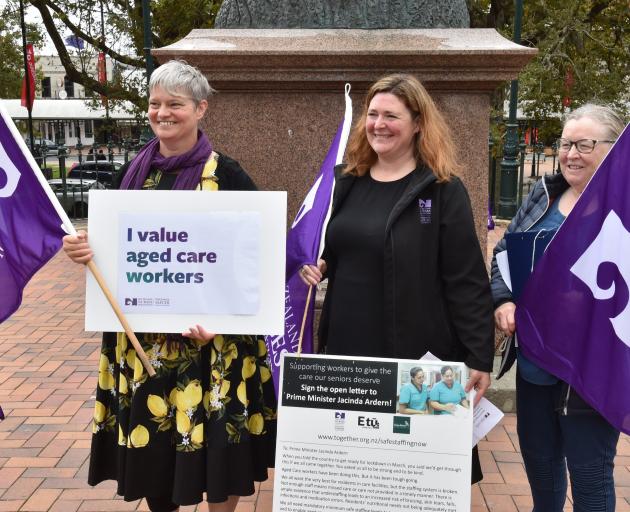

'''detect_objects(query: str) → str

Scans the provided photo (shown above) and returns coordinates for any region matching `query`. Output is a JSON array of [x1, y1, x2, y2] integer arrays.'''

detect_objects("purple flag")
[[64, 35, 85, 50], [265, 85, 353, 394], [515, 124, 630, 434], [0, 106, 67, 324]]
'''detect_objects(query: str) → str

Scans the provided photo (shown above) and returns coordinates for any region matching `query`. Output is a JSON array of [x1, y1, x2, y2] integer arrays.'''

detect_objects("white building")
[[5, 54, 142, 146], [37, 54, 114, 100], [2, 98, 138, 147]]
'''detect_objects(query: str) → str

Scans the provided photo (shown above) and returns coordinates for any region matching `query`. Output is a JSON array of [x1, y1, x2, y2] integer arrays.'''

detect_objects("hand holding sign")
[[182, 324, 215, 347]]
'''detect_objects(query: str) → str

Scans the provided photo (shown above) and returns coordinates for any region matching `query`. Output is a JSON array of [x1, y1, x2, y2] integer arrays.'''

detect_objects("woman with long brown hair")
[[300, 73, 494, 483]]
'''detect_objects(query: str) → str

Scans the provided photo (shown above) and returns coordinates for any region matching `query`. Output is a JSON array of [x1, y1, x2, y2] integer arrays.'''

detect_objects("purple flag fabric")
[[264, 124, 342, 394], [515, 124, 630, 435], [64, 35, 85, 50], [0, 107, 66, 324]]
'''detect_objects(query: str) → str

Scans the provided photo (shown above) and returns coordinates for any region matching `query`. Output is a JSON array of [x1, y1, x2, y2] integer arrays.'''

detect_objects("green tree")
[[26, 0, 221, 110], [519, 1, 629, 119], [0, 3, 44, 98], [469, 0, 629, 120]]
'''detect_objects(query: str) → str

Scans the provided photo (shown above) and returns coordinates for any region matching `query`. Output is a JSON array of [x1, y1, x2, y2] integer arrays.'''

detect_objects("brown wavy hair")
[[344, 74, 461, 182]]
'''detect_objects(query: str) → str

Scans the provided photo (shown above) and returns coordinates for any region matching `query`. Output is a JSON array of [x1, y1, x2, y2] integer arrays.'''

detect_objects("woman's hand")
[[299, 259, 327, 286], [62, 230, 93, 264], [182, 324, 215, 346], [494, 302, 516, 336], [465, 369, 491, 407], [429, 401, 456, 414]]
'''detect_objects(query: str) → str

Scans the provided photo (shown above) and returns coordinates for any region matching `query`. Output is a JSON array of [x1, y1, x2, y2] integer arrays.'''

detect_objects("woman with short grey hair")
[[149, 59, 216, 106], [63, 60, 276, 512], [491, 102, 625, 511]]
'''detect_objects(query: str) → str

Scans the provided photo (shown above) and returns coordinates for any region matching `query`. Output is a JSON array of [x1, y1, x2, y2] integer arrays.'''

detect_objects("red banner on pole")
[[97, 52, 106, 84], [562, 67, 574, 108], [97, 52, 108, 108], [20, 44, 36, 110]]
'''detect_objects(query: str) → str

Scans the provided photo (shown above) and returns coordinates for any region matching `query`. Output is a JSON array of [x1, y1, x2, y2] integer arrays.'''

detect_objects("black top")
[[319, 165, 494, 373], [325, 172, 412, 357]]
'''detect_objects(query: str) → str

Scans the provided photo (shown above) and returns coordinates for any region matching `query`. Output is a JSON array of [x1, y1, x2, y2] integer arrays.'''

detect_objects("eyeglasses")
[[556, 138, 615, 154]]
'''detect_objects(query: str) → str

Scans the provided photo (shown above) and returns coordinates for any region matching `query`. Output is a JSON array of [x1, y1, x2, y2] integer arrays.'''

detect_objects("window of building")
[[41, 77, 51, 98], [54, 124, 64, 142], [64, 76, 75, 98], [84, 120, 93, 138]]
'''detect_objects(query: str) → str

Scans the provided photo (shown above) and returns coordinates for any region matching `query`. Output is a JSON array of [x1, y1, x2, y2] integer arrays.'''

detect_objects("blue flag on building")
[[515, 124, 630, 435], [264, 85, 353, 394], [0, 105, 68, 324], [64, 35, 85, 50]]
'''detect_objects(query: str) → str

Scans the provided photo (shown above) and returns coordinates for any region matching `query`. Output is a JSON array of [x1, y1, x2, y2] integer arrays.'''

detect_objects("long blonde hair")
[[344, 74, 461, 182]]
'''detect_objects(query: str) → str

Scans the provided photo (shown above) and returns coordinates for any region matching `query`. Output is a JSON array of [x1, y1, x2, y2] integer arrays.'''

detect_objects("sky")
[[5, 0, 133, 57]]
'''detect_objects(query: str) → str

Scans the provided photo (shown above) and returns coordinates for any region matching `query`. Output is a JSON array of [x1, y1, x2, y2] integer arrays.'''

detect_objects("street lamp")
[[140, 0, 155, 145], [497, 0, 524, 219], [142, 0, 155, 83]]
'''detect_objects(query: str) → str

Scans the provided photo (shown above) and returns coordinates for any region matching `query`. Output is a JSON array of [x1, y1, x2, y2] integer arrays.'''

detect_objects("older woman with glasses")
[[490, 103, 625, 511]]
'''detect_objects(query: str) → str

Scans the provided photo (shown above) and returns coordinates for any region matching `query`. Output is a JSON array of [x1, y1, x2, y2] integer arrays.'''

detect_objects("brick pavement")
[[1, 223, 629, 511]]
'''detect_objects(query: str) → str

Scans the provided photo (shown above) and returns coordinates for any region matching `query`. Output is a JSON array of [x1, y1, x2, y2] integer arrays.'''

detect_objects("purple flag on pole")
[[0, 107, 66, 324], [265, 85, 353, 394], [64, 35, 85, 50], [515, 124, 630, 435]]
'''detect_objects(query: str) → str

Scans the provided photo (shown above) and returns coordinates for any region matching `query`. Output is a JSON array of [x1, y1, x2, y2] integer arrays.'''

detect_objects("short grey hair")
[[149, 60, 215, 105], [564, 103, 626, 141]]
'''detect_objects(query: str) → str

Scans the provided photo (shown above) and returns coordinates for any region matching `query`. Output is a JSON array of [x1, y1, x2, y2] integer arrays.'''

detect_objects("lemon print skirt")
[[88, 332, 277, 505]]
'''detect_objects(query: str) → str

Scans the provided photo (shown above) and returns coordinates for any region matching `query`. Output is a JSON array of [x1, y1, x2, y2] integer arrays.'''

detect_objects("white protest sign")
[[86, 190, 286, 335], [274, 353, 472, 512]]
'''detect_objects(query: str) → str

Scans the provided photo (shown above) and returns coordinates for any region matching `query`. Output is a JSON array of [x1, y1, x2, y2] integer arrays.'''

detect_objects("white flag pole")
[[298, 84, 353, 356], [317, 83, 353, 259]]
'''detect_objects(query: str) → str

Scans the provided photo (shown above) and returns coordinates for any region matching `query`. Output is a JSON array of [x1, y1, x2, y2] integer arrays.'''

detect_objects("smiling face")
[[559, 117, 613, 193], [411, 371, 424, 387], [442, 369, 454, 388], [366, 92, 419, 163], [147, 85, 208, 152]]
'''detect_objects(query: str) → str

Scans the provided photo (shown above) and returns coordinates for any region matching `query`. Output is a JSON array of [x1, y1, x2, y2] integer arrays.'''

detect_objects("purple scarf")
[[120, 130, 213, 190]]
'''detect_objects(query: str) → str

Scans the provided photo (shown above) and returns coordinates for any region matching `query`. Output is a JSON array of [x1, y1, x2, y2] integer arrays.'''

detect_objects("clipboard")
[[505, 229, 557, 301]]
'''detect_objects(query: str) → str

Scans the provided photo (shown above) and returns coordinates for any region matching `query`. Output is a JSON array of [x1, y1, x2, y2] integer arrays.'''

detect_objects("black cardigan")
[[319, 165, 495, 372]]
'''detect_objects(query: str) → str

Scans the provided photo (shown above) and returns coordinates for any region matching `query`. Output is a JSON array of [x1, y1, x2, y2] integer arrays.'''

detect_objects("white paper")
[[117, 211, 261, 315], [496, 250, 513, 291], [86, 190, 287, 335], [420, 351, 440, 361], [420, 352, 504, 447], [472, 397, 505, 447]]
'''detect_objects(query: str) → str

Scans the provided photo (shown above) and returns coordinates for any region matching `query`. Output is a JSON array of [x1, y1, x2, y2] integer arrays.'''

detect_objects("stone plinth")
[[153, 29, 536, 245]]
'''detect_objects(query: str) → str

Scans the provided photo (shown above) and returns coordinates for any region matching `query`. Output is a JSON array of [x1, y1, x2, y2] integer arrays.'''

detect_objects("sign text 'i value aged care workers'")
[[118, 212, 260, 315]]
